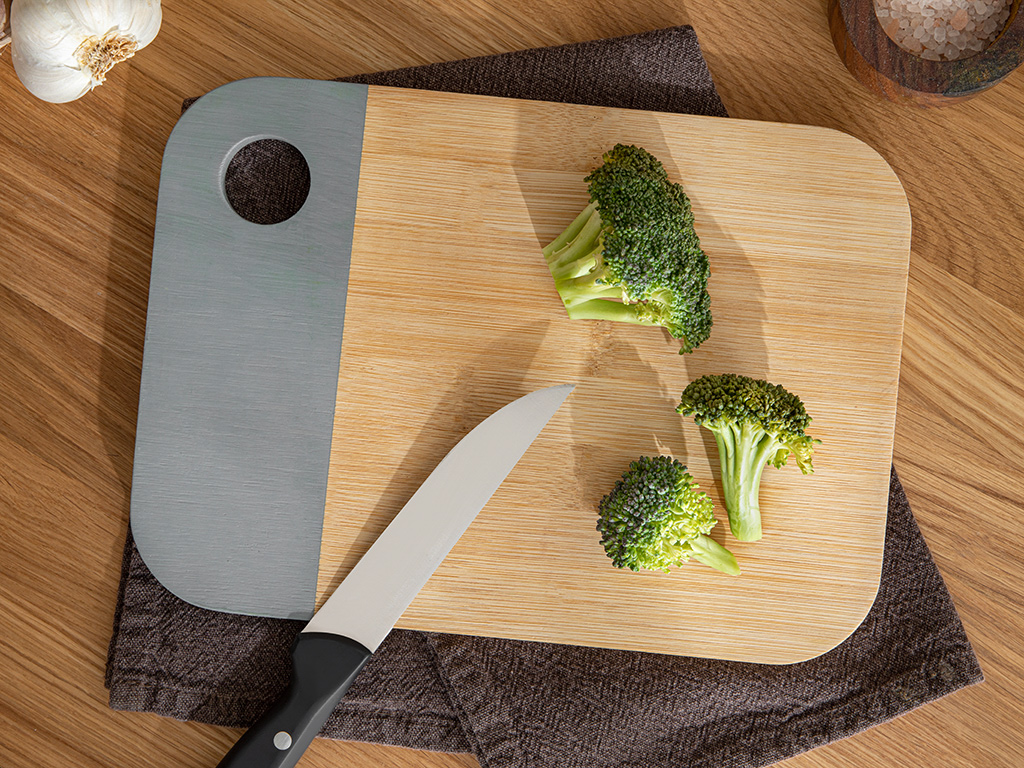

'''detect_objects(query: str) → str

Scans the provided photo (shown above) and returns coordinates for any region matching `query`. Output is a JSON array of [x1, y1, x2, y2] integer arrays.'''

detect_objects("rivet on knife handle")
[[215, 633, 371, 768]]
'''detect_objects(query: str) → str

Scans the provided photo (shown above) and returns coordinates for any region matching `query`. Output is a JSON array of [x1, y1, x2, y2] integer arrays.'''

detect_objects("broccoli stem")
[[543, 201, 600, 260], [688, 534, 741, 575], [551, 254, 600, 282], [556, 269, 626, 308], [564, 297, 650, 322], [713, 422, 781, 542], [544, 203, 604, 272]]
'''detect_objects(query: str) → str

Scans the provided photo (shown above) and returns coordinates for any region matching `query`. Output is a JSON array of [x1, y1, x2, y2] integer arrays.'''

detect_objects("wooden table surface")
[[1, 1, 1022, 767]]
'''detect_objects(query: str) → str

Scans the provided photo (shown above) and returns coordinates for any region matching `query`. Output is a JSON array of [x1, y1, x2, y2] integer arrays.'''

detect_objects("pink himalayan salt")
[[875, 0, 1011, 61]]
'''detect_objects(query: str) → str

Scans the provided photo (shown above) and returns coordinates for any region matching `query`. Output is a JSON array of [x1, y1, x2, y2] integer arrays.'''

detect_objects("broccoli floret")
[[676, 373, 819, 542], [541, 144, 712, 354], [597, 455, 739, 575]]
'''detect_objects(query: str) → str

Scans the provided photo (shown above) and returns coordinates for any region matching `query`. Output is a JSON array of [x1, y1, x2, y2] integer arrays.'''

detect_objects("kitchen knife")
[[215, 383, 574, 767]]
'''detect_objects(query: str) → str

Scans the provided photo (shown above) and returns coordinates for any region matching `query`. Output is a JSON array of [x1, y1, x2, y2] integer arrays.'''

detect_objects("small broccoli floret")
[[597, 455, 739, 575], [676, 373, 819, 542], [542, 144, 712, 354]]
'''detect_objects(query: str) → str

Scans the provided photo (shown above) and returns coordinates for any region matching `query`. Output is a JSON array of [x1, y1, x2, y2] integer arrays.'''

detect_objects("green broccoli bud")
[[542, 144, 712, 354], [676, 373, 819, 541], [597, 455, 739, 575]]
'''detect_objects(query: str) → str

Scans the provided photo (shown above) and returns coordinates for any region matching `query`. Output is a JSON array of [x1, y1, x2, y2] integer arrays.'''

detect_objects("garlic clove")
[[87, 0, 162, 49], [13, 2, 97, 69], [12, 47, 96, 103], [10, 0, 161, 103]]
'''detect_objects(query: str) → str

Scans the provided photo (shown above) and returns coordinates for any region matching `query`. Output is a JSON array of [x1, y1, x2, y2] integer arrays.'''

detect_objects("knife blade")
[[215, 383, 574, 767]]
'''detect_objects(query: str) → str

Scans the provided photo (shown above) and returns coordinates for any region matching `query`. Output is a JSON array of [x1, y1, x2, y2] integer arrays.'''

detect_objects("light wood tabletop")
[[1, 1, 1022, 767]]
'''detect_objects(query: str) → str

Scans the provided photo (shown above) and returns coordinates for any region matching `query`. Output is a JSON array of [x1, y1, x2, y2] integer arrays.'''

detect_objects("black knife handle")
[[215, 632, 372, 768]]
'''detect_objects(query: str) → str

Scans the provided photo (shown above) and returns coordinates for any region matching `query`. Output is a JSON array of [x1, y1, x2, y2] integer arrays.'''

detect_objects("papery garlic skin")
[[11, 0, 162, 103], [1, 2, 11, 53]]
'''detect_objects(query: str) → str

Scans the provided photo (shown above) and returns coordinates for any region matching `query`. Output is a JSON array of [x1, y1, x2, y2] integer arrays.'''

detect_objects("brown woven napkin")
[[106, 26, 983, 767]]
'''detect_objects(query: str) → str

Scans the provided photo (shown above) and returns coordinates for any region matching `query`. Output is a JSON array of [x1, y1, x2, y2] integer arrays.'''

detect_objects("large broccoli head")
[[542, 144, 712, 354], [677, 373, 818, 541], [597, 455, 739, 575]]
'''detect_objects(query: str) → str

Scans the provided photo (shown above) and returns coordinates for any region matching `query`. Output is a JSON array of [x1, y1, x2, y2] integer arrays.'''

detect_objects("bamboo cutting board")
[[131, 78, 911, 664]]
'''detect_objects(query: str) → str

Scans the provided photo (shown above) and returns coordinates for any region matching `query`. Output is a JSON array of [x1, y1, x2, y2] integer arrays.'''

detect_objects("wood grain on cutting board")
[[317, 86, 911, 663]]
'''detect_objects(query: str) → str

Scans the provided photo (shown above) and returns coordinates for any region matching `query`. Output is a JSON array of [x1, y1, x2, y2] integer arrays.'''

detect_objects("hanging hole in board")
[[224, 139, 312, 225]]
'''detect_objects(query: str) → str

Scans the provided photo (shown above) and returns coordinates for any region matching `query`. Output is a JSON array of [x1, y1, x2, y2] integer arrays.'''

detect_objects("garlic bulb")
[[9, 0, 161, 103]]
